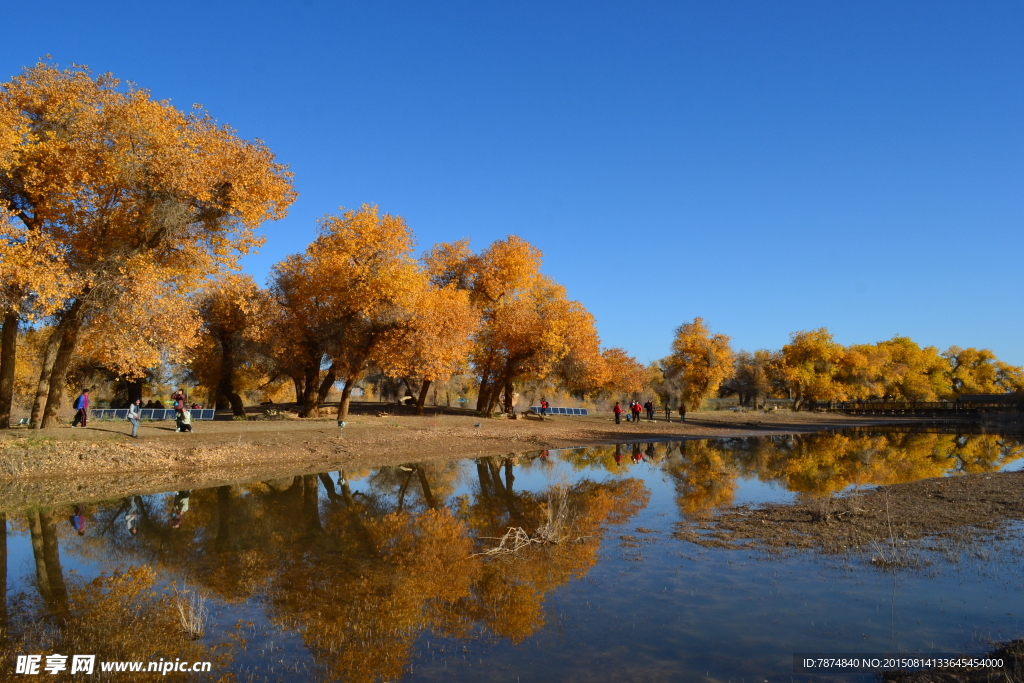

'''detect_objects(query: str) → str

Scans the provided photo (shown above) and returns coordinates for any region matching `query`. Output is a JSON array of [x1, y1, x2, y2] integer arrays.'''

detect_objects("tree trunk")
[[291, 374, 305, 405], [215, 486, 234, 552], [27, 511, 51, 601], [218, 334, 246, 417], [475, 372, 492, 412], [27, 510, 68, 615], [41, 308, 87, 429], [302, 474, 322, 532], [301, 362, 321, 417], [416, 467, 438, 509], [337, 470, 356, 507], [0, 312, 18, 429], [336, 377, 355, 420], [317, 362, 337, 404], [318, 472, 340, 502], [30, 328, 61, 428], [127, 379, 144, 405], [416, 379, 432, 415], [39, 511, 68, 613], [502, 379, 514, 414]]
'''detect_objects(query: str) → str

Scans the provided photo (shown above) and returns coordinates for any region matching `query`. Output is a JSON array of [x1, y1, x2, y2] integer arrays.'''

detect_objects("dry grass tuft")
[[172, 586, 209, 640]]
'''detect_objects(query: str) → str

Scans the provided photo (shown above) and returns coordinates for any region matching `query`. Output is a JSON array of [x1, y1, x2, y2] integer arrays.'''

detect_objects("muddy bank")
[[0, 410, 923, 486], [674, 469, 1024, 553]]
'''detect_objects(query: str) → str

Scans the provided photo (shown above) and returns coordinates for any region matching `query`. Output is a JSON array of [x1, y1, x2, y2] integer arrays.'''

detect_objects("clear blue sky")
[[4, 1, 1022, 365]]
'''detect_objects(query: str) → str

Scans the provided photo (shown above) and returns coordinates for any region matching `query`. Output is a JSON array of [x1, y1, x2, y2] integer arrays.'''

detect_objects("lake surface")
[[3, 429, 1024, 682]]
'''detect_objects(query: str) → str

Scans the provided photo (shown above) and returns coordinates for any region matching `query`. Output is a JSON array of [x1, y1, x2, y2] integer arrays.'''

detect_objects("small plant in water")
[[172, 585, 208, 639]]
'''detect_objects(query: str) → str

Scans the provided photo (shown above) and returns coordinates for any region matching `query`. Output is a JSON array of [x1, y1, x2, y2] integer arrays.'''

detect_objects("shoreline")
[[0, 410, 986, 512]]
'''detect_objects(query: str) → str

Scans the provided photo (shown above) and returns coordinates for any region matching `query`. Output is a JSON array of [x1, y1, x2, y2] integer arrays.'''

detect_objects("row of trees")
[[191, 208, 647, 419], [0, 61, 646, 425], [655, 319, 1024, 411]]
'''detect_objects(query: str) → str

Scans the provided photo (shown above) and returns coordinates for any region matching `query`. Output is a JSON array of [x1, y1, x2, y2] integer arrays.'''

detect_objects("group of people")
[[70, 388, 196, 437], [612, 400, 686, 424]]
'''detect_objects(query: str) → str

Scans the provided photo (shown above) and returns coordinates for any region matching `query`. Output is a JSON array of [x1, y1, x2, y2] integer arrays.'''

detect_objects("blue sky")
[[4, 1, 1022, 364]]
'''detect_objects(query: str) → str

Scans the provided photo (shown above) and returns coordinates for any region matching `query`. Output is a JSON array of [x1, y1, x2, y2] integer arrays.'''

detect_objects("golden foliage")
[[665, 317, 735, 410]]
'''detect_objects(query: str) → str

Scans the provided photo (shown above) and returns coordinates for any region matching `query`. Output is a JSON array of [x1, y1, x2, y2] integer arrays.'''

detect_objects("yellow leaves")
[[599, 348, 647, 396], [0, 209, 74, 319], [666, 317, 735, 410]]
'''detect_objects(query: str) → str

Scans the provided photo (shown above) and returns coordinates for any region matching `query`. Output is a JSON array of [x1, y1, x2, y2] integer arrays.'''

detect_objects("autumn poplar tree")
[[271, 205, 438, 419], [190, 275, 275, 416], [425, 236, 604, 414], [779, 328, 846, 409], [0, 61, 295, 427], [0, 213, 71, 427], [665, 317, 735, 410]]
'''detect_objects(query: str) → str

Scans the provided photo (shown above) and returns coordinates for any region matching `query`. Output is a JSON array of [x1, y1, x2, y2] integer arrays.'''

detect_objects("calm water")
[[3, 429, 1024, 682]]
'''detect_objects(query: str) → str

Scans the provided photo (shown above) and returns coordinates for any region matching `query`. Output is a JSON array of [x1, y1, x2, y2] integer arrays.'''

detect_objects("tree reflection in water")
[[2, 458, 648, 682], [566, 431, 1024, 519]]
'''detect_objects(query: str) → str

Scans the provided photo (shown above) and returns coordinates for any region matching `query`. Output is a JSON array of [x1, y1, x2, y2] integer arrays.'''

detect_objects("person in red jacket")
[[613, 401, 623, 424], [631, 400, 642, 423]]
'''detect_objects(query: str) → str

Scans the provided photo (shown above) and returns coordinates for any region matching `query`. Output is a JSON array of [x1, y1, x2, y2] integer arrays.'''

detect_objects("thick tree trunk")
[[318, 472, 340, 502], [27, 511, 50, 601], [27, 510, 68, 615], [476, 461, 492, 496], [302, 474, 322, 532], [316, 362, 337, 404], [416, 379, 432, 415], [0, 312, 18, 429], [30, 328, 61, 428], [416, 466, 438, 509], [39, 511, 68, 613], [291, 374, 305, 405], [40, 302, 87, 428], [476, 372, 492, 413], [336, 377, 355, 420], [215, 486, 233, 552], [127, 379, 144, 405], [301, 362, 321, 417], [337, 470, 356, 507], [218, 335, 246, 417], [502, 379, 514, 414]]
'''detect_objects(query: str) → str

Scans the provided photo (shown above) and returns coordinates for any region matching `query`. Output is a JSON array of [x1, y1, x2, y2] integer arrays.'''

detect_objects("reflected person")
[[171, 490, 191, 528], [125, 496, 141, 535]]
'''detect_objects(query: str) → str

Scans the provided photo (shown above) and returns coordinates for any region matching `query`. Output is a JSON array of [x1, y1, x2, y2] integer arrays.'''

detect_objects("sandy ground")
[[0, 407, 933, 511], [675, 468, 1024, 557]]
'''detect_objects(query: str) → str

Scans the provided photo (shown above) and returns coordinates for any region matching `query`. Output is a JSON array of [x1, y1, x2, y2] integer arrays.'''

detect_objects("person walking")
[[613, 401, 623, 424], [664, 405, 671, 421], [72, 389, 90, 427], [127, 398, 141, 438], [540, 398, 549, 417], [631, 401, 642, 424], [645, 400, 655, 421], [679, 403, 687, 422]]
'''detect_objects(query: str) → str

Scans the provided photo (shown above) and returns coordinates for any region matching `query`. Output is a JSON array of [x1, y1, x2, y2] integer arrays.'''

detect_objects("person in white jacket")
[[127, 399, 142, 438]]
